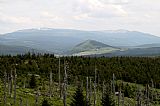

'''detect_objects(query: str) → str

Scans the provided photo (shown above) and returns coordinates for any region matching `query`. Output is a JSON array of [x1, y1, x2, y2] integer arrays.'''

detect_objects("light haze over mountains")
[[0, 28, 160, 56]]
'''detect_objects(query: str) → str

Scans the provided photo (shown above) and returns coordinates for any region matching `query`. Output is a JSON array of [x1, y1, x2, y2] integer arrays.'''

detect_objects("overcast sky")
[[0, 0, 160, 36]]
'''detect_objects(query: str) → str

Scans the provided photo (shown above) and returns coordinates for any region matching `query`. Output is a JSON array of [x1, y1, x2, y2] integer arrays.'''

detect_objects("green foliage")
[[70, 85, 86, 106], [42, 99, 51, 106], [29, 75, 37, 88], [124, 83, 135, 98], [101, 91, 115, 106]]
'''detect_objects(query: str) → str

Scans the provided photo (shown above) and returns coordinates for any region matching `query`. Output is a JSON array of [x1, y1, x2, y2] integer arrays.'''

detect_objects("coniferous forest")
[[0, 53, 160, 106]]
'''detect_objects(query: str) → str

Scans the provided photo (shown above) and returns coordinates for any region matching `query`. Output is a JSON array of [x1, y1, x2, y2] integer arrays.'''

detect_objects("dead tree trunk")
[[7, 72, 10, 97], [118, 91, 121, 106], [112, 73, 115, 95], [13, 69, 17, 105], [4, 70, 7, 106], [49, 70, 53, 98], [20, 97, 23, 106], [93, 67, 97, 106], [10, 70, 13, 97], [137, 86, 141, 106], [63, 61, 67, 106], [23, 77, 26, 88], [89, 77, 92, 105], [122, 93, 124, 106], [86, 77, 89, 106], [26, 97, 28, 106], [102, 81, 105, 99], [151, 79, 154, 103], [112, 73, 116, 105], [35, 91, 39, 106], [147, 85, 150, 106], [59, 57, 62, 98]]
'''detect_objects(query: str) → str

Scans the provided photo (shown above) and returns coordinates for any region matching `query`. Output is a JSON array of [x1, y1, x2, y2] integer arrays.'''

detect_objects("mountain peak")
[[75, 39, 109, 48], [71, 40, 113, 54]]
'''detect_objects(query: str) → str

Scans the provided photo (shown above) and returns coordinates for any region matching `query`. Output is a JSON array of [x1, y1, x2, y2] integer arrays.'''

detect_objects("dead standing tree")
[[59, 57, 63, 99], [49, 68, 53, 98], [13, 68, 17, 105], [86, 77, 89, 106], [89, 77, 92, 105], [4, 70, 7, 106], [63, 60, 68, 106], [35, 90, 39, 106], [9, 70, 13, 97], [112, 73, 116, 105], [20, 97, 23, 106], [93, 67, 97, 106]]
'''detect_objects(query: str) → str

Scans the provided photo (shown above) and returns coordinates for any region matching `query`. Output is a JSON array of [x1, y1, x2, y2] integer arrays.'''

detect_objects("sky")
[[0, 0, 160, 36]]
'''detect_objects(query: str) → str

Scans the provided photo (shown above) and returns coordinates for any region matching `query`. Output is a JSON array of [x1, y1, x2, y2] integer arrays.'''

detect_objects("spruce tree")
[[70, 84, 86, 106], [42, 99, 50, 106], [29, 75, 37, 89], [101, 83, 115, 106], [101, 92, 115, 106]]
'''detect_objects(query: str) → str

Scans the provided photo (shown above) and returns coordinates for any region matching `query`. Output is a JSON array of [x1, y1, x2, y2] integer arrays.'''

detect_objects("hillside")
[[1, 28, 160, 54], [136, 43, 160, 48], [71, 40, 113, 52], [0, 44, 50, 55], [69, 40, 119, 56], [1, 55, 160, 105], [96, 47, 160, 57]]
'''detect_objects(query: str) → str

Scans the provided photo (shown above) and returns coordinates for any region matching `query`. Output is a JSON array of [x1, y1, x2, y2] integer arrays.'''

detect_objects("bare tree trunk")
[[86, 77, 89, 106], [20, 97, 23, 106], [118, 92, 120, 106], [147, 85, 150, 106], [102, 81, 105, 98], [63, 61, 67, 106], [4, 70, 7, 106], [81, 80, 83, 90], [151, 79, 154, 103], [137, 86, 141, 106], [7, 73, 10, 97], [111, 80, 113, 94], [112, 73, 115, 95], [135, 82, 137, 106], [93, 67, 97, 106], [59, 57, 62, 98], [23, 77, 26, 88], [10, 70, 13, 97], [89, 77, 92, 105], [112, 73, 116, 105], [35, 91, 39, 106], [122, 93, 124, 106], [13, 69, 17, 105], [26, 97, 28, 106], [49, 70, 53, 98]]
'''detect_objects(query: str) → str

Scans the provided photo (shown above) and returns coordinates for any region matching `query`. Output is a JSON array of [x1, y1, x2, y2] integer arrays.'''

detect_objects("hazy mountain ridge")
[[95, 47, 160, 57], [0, 44, 50, 55], [1, 28, 160, 56]]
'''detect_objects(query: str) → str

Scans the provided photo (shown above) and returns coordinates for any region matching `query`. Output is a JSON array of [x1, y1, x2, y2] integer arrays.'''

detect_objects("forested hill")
[[0, 44, 50, 55], [0, 54, 160, 87], [1, 54, 160, 105]]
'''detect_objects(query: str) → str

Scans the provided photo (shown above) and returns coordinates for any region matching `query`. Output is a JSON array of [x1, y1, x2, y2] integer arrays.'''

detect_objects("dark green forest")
[[1, 54, 160, 86], [0, 53, 160, 105]]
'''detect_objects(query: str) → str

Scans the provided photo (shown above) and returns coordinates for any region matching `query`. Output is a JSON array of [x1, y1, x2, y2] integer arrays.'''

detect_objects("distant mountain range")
[[0, 44, 49, 55], [1, 28, 160, 56]]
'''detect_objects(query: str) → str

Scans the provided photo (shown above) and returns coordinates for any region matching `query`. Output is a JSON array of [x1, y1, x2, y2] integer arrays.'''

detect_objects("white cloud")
[[0, 13, 32, 24], [0, 0, 160, 36]]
